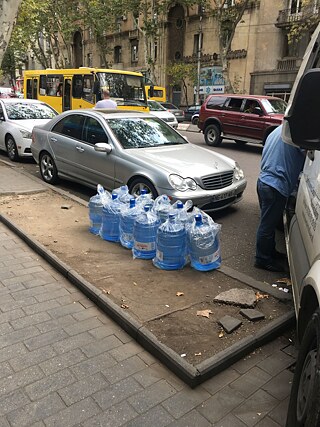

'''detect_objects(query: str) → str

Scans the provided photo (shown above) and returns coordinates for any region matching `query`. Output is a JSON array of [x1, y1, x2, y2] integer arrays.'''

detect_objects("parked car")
[[159, 102, 185, 123], [31, 109, 247, 212], [147, 100, 178, 128], [184, 105, 201, 122], [191, 112, 199, 126], [0, 98, 58, 161], [0, 87, 15, 98], [281, 22, 320, 427], [198, 94, 287, 147]]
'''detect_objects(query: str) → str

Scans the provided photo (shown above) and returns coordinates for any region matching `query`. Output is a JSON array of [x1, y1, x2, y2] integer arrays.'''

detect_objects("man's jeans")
[[255, 179, 287, 263]]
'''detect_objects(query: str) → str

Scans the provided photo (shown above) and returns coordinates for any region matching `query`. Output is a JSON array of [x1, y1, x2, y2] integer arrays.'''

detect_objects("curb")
[[0, 212, 296, 388]]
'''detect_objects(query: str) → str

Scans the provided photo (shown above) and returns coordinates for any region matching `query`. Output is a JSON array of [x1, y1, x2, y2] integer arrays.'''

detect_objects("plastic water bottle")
[[188, 214, 221, 271], [133, 205, 160, 259], [153, 194, 172, 223], [153, 214, 186, 270], [100, 193, 122, 242], [113, 185, 132, 204], [136, 189, 154, 208], [119, 198, 141, 249], [88, 193, 103, 235]]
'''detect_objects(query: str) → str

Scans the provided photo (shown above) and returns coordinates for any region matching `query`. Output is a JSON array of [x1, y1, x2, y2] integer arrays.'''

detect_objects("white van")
[[282, 23, 320, 427]]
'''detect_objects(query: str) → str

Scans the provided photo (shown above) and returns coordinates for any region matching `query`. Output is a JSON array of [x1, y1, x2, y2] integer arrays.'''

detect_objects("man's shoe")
[[254, 259, 285, 272], [273, 250, 287, 260]]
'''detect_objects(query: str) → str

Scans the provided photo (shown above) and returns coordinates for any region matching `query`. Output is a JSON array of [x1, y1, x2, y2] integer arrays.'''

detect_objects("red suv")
[[198, 94, 286, 146]]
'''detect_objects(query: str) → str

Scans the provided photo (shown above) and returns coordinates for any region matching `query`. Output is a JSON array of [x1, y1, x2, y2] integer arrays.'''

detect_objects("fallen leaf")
[[196, 309, 212, 318], [121, 304, 129, 309], [256, 292, 269, 300], [176, 292, 184, 297], [218, 331, 224, 338], [276, 277, 292, 286]]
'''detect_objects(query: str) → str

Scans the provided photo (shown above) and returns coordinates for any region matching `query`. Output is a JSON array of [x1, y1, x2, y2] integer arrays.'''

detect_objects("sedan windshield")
[[107, 117, 188, 149], [261, 98, 287, 114], [148, 100, 166, 111], [5, 103, 57, 120]]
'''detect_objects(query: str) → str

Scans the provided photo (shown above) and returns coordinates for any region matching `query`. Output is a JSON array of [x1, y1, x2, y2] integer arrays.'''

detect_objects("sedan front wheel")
[[129, 178, 158, 199], [6, 136, 19, 162], [40, 152, 59, 184]]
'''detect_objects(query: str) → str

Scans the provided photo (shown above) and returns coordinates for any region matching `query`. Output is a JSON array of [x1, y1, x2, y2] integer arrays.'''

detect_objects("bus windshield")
[[97, 73, 146, 106]]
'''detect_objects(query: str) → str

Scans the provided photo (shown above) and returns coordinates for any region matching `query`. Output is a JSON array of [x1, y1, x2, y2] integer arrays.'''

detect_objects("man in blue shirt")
[[255, 125, 305, 272]]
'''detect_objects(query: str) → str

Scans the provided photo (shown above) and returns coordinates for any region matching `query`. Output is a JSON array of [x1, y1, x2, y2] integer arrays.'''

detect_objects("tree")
[[0, 0, 22, 65], [287, 0, 320, 45], [166, 62, 197, 107], [120, 0, 198, 84], [210, 0, 258, 93], [11, 0, 81, 69], [80, 0, 119, 67]]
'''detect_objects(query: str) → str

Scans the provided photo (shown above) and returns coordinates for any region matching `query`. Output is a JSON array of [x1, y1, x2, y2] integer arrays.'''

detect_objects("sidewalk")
[[0, 162, 295, 426]]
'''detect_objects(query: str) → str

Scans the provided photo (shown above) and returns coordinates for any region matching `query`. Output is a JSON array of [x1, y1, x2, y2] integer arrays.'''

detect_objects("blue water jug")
[[136, 189, 154, 208], [100, 193, 122, 242], [88, 193, 103, 235], [113, 185, 132, 204], [133, 205, 160, 259], [153, 214, 187, 270], [153, 194, 172, 224], [119, 198, 141, 249], [188, 214, 221, 271]]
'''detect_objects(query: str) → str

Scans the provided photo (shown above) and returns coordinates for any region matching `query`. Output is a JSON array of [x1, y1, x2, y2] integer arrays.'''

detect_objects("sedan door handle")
[[50, 137, 57, 142], [76, 146, 85, 152]]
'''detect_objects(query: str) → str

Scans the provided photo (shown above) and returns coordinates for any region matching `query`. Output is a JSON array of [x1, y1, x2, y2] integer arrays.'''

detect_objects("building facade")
[[24, 0, 320, 106]]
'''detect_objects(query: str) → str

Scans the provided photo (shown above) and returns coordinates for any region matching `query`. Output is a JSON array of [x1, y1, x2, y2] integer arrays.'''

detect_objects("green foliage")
[[166, 62, 197, 106], [287, 0, 320, 45]]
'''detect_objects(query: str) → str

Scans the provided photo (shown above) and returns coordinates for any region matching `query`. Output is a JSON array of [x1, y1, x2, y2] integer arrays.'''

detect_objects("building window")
[[193, 34, 203, 55], [289, 0, 302, 14], [114, 46, 122, 63], [131, 42, 138, 63], [87, 53, 93, 67]]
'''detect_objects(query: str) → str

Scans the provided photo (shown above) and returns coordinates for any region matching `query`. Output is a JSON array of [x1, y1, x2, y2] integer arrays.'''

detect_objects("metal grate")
[[201, 171, 234, 190]]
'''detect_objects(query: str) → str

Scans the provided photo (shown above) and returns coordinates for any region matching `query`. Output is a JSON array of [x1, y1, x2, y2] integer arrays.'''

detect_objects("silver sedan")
[[31, 109, 247, 212]]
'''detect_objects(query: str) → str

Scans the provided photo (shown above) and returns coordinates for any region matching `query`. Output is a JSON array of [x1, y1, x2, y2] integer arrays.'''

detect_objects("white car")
[[0, 98, 57, 161], [147, 100, 178, 128]]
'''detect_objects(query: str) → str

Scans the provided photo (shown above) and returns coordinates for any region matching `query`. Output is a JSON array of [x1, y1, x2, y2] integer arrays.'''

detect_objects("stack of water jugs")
[[88, 184, 221, 271]]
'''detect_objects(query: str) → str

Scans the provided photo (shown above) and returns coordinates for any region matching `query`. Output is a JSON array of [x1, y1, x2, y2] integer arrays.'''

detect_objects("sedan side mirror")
[[94, 142, 112, 154]]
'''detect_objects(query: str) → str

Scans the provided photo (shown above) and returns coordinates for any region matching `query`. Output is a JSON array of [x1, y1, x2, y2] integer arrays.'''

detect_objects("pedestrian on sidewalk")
[[255, 124, 305, 272], [94, 88, 117, 109]]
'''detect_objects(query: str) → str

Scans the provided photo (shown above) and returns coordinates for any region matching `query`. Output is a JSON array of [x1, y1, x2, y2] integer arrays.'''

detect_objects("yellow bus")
[[145, 85, 166, 102], [24, 67, 148, 113]]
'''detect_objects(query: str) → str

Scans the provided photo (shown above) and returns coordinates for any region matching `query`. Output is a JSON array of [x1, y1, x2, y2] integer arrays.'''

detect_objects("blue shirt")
[[259, 125, 305, 197]]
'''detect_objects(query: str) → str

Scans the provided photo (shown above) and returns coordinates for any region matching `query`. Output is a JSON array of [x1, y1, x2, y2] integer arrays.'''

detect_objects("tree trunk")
[[0, 0, 22, 64]]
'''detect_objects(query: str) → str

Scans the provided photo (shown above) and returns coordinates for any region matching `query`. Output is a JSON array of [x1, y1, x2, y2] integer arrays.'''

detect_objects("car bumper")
[[17, 138, 33, 157], [157, 180, 247, 212]]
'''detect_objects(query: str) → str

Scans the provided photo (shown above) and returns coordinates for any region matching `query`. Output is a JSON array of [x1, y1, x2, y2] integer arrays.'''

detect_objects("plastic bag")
[[153, 194, 172, 223], [113, 185, 132, 204]]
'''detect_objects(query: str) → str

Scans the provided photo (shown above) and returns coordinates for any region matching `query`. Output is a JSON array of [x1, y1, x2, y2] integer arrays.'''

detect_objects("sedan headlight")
[[19, 129, 32, 139], [168, 174, 197, 191], [234, 162, 245, 181]]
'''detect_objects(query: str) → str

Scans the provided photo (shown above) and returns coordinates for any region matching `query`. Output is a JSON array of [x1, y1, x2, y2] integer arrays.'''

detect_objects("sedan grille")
[[201, 171, 234, 190]]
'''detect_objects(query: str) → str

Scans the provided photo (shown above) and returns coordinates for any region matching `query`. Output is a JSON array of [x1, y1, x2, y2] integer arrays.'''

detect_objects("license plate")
[[212, 191, 235, 201]]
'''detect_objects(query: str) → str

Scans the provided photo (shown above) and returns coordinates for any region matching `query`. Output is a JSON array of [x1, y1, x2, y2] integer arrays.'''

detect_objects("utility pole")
[[195, 5, 204, 105]]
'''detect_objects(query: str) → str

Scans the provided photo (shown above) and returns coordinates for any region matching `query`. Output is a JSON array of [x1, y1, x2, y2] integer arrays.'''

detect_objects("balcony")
[[277, 57, 301, 71], [129, 29, 139, 39], [276, 5, 319, 26]]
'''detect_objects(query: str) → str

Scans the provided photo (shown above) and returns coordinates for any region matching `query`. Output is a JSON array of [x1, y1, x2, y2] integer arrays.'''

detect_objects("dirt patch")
[[0, 189, 293, 366]]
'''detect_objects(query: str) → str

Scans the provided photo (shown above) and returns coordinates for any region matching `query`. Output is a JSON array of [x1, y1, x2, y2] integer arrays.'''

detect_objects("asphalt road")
[[0, 131, 286, 286]]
